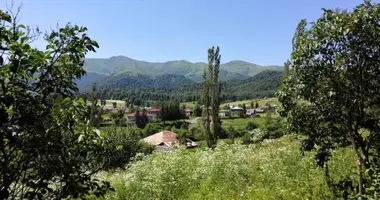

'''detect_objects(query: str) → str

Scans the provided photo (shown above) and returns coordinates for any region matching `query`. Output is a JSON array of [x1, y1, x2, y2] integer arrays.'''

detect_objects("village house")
[[229, 106, 244, 117], [141, 130, 197, 151], [246, 108, 256, 117], [127, 112, 153, 122], [147, 108, 161, 119], [219, 110, 230, 118]]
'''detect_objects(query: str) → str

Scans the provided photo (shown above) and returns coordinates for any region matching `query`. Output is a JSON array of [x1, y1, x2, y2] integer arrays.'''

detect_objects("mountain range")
[[78, 56, 283, 89]]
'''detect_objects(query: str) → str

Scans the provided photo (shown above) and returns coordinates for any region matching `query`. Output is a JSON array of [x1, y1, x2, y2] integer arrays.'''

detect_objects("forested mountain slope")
[[90, 70, 283, 104]]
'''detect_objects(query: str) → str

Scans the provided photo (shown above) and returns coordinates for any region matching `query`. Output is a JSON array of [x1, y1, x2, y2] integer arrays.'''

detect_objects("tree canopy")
[[277, 1, 380, 197], [0, 8, 125, 199]]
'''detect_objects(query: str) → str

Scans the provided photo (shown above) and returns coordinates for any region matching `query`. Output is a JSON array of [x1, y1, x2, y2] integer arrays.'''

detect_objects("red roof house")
[[142, 130, 178, 150], [127, 112, 153, 122]]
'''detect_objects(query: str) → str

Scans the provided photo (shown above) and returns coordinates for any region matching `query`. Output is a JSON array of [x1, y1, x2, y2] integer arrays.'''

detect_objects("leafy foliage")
[[277, 1, 380, 197], [0, 8, 123, 199], [159, 101, 186, 121]]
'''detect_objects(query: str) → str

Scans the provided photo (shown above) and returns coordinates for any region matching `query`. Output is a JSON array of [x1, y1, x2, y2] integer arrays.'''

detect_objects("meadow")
[[92, 135, 357, 200]]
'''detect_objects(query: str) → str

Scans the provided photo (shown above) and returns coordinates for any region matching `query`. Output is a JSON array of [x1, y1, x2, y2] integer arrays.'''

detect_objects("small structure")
[[229, 106, 244, 118], [147, 108, 161, 119], [219, 110, 230, 118], [246, 108, 256, 117], [255, 108, 265, 113], [127, 112, 153, 122]]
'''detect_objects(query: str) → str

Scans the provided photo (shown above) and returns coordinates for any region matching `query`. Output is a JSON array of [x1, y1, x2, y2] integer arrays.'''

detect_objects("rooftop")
[[142, 130, 178, 146]]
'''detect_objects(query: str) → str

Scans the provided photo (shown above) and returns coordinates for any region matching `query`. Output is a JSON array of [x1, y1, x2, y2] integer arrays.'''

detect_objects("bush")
[[245, 121, 258, 131], [241, 131, 253, 145], [143, 123, 162, 137], [251, 128, 270, 143], [101, 127, 154, 169], [189, 126, 205, 141]]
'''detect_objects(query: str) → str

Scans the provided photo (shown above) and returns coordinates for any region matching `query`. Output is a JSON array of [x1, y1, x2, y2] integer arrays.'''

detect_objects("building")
[[127, 112, 153, 122], [219, 110, 230, 118], [246, 108, 256, 116], [255, 108, 265, 113], [147, 108, 161, 119], [141, 130, 179, 151], [229, 106, 244, 118]]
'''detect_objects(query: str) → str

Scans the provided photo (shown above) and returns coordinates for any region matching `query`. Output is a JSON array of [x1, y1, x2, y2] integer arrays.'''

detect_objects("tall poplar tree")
[[202, 46, 221, 148]]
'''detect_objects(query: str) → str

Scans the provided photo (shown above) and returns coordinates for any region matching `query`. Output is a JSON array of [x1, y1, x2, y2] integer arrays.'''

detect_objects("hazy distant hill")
[[81, 56, 283, 85]]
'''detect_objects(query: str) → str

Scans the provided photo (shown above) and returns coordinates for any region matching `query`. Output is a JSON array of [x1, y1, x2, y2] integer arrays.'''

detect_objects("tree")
[[89, 83, 103, 127], [242, 103, 247, 118], [135, 110, 149, 129], [112, 101, 117, 108], [193, 103, 202, 117], [255, 101, 259, 108], [0, 8, 116, 199], [277, 1, 380, 197], [202, 46, 222, 148], [250, 101, 254, 109], [124, 99, 130, 107]]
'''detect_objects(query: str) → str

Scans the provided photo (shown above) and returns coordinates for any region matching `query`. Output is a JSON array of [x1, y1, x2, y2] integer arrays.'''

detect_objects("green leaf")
[[6, 105, 14, 115], [77, 98, 85, 104], [21, 37, 27, 44], [18, 24, 26, 29], [62, 97, 71, 104], [94, 129, 101, 137], [91, 40, 99, 48], [116, 145, 123, 151], [78, 134, 85, 142]]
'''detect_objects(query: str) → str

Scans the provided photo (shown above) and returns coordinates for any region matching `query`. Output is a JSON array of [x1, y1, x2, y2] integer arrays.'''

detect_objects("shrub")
[[251, 128, 270, 143], [143, 123, 162, 137], [245, 121, 258, 131], [101, 127, 154, 169], [241, 131, 253, 145]]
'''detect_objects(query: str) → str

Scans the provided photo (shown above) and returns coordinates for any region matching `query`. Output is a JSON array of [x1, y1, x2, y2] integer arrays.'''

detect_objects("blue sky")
[[1, 0, 374, 65]]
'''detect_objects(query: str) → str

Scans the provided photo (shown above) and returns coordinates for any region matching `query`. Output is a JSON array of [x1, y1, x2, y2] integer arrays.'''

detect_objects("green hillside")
[[89, 70, 283, 104], [83, 56, 283, 83], [97, 73, 195, 89]]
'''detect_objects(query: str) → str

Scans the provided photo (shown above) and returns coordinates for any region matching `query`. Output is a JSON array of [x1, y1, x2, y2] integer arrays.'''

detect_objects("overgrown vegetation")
[[96, 135, 357, 200]]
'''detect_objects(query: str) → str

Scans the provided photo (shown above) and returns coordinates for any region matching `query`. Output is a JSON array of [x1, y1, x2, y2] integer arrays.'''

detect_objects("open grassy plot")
[[221, 117, 267, 129]]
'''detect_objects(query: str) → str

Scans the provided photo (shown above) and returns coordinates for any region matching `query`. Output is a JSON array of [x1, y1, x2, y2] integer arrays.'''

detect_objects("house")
[[142, 130, 197, 151], [255, 108, 265, 113], [229, 106, 244, 117], [141, 130, 179, 151], [185, 109, 193, 118], [147, 108, 161, 119], [246, 108, 256, 116], [219, 110, 230, 118], [127, 112, 153, 122]]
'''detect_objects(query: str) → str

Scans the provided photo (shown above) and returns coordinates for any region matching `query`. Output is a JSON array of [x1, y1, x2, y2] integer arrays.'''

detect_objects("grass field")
[[221, 117, 266, 129]]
